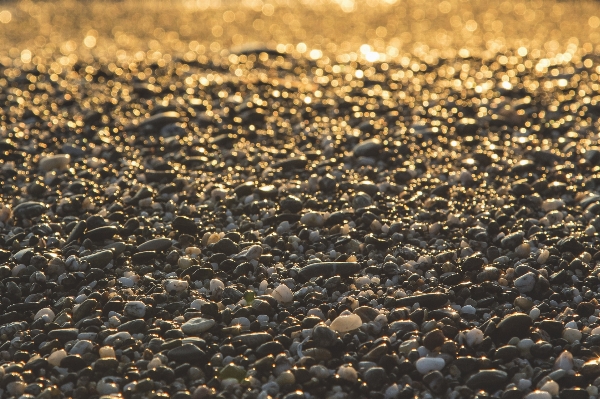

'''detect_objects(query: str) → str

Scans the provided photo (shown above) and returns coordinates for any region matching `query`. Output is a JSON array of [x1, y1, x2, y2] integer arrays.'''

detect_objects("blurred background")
[[0, 0, 599, 67]]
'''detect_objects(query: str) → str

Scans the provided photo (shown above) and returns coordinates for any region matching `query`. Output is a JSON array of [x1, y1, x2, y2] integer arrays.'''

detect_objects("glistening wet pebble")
[[2, 1, 600, 399]]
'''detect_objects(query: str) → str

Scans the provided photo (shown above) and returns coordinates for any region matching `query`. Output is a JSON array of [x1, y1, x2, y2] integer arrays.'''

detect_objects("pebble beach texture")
[[2, 0, 600, 398]]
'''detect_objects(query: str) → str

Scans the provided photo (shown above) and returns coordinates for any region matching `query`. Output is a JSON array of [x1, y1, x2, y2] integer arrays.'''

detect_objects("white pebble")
[[190, 299, 207, 310], [330, 314, 362, 333], [465, 328, 484, 347], [415, 357, 445, 374], [271, 284, 293, 304], [181, 317, 215, 335], [562, 328, 582, 343], [540, 380, 559, 396]]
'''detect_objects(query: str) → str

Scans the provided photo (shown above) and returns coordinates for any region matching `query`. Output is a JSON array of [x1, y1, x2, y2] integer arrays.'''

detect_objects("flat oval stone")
[[39, 154, 70, 172], [13, 202, 47, 219], [139, 111, 181, 129], [167, 343, 205, 362], [330, 314, 362, 333], [137, 237, 172, 252], [298, 262, 361, 280], [494, 313, 532, 342], [466, 369, 508, 391], [353, 306, 380, 323], [232, 332, 272, 347], [81, 250, 113, 269], [48, 328, 79, 342], [389, 321, 419, 335], [181, 318, 215, 335], [85, 226, 118, 241], [395, 293, 449, 309], [353, 139, 382, 157], [415, 357, 445, 374]]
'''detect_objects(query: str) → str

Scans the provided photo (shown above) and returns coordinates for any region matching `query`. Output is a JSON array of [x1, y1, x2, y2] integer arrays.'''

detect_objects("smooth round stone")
[[99, 346, 116, 358], [167, 343, 205, 362], [280, 196, 303, 213], [181, 318, 215, 335], [353, 306, 380, 323], [218, 364, 246, 381], [39, 154, 70, 172], [460, 305, 476, 315], [555, 350, 574, 371], [81, 250, 113, 269], [300, 212, 325, 227], [6, 381, 26, 397], [212, 238, 239, 255], [465, 328, 484, 347], [525, 391, 552, 399], [466, 370, 508, 391], [276, 371, 296, 386], [563, 328, 582, 343], [96, 380, 120, 395], [48, 349, 67, 367], [352, 192, 372, 210], [495, 313, 532, 342], [330, 314, 362, 333], [423, 329, 445, 350], [364, 367, 388, 386], [353, 138, 382, 157], [540, 381, 559, 396], [337, 365, 358, 382], [271, 284, 293, 304], [124, 301, 146, 318], [415, 357, 445, 374], [34, 307, 55, 322], [137, 237, 172, 252]]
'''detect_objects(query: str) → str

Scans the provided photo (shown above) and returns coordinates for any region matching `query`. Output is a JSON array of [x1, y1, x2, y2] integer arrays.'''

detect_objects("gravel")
[[1, 1, 600, 398]]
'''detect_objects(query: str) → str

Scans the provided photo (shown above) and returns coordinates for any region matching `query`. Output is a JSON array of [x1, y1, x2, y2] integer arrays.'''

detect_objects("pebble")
[[2, 8, 600, 399], [181, 318, 216, 335], [124, 301, 146, 318], [415, 357, 445, 374], [514, 272, 537, 293], [271, 284, 293, 304], [39, 154, 70, 172], [330, 314, 362, 333], [525, 391, 552, 399]]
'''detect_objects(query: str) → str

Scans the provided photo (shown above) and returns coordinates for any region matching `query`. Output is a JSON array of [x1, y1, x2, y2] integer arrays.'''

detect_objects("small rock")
[[182, 318, 215, 335], [330, 314, 362, 333], [415, 357, 445, 374], [124, 301, 146, 318]]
